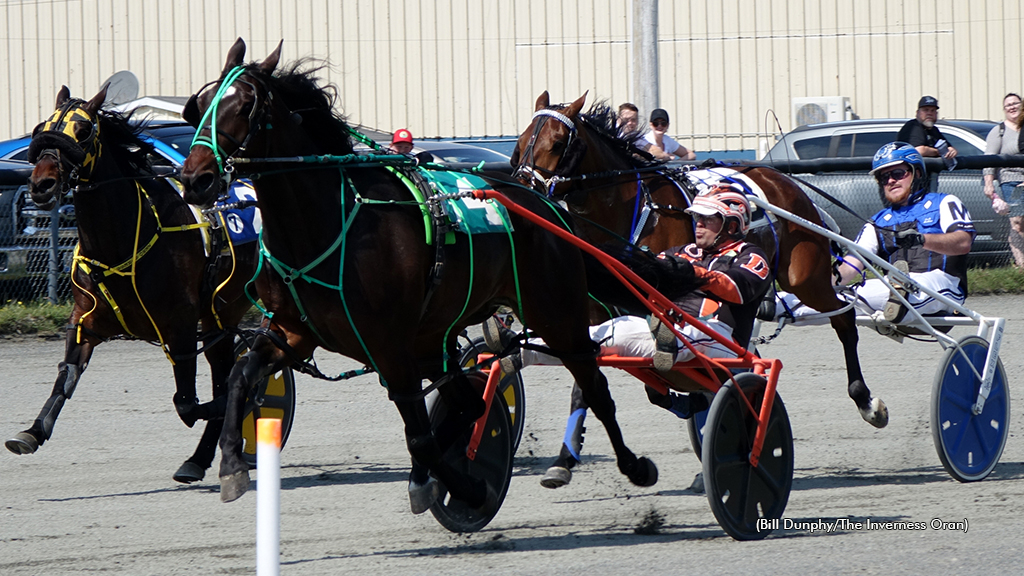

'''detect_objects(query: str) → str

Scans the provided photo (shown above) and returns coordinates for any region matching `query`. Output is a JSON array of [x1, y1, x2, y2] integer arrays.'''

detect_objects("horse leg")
[[5, 328, 95, 455], [540, 383, 588, 489], [562, 356, 657, 487], [218, 335, 288, 502], [831, 308, 888, 428], [173, 332, 236, 484]]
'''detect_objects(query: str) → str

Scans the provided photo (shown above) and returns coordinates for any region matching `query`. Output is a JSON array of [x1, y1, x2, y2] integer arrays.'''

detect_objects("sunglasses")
[[651, 120, 669, 128], [875, 168, 911, 184]]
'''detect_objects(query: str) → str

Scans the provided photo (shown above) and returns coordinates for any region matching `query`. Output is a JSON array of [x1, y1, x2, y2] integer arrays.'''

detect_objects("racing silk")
[[657, 239, 773, 350], [857, 191, 975, 292]]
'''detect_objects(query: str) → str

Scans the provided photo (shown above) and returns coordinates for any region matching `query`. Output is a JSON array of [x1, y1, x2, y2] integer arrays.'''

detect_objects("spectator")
[[616, 102, 640, 135], [897, 96, 958, 162], [390, 128, 414, 154], [983, 93, 1024, 269], [642, 108, 696, 161]]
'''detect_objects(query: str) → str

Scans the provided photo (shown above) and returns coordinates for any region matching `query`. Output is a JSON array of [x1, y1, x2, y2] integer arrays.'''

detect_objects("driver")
[[483, 183, 774, 487], [765, 142, 975, 323]]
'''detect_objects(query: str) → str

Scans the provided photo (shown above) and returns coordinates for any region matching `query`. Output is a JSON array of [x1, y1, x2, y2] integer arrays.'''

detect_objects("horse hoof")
[[219, 470, 251, 502], [5, 432, 39, 455], [540, 465, 573, 489], [173, 461, 206, 484], [408, 476, 440, 514], [859, 397, 889, 429], [630, 457, 658, 487]]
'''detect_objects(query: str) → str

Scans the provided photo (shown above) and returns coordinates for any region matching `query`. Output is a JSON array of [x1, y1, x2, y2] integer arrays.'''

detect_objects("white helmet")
[[686, 183, 752, 237]]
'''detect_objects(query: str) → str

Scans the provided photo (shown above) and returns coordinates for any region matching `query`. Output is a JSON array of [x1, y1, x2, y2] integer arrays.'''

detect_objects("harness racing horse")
[[512, 93, 887, 482], [5, 86, 259, 484], [178, 39, 701, 517]]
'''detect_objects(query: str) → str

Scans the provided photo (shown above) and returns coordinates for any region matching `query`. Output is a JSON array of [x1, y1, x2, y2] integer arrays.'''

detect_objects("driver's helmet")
[[870, 142, 928, 204], [686, 183, 752, 237]]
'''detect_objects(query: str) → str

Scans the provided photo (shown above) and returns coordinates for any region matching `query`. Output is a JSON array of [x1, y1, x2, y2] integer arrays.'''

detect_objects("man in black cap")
[[896, 96, 958, 161], [641, 108, 696, 161]]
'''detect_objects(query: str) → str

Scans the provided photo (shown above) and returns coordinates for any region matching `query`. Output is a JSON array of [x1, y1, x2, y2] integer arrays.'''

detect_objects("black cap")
[[918, 95, 939, 109], [650, 108, 670, 123]]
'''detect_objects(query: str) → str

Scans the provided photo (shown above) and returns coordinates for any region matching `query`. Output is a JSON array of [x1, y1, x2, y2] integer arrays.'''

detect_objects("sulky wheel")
[[459, 335, 526, 454], [236, 338, 297, 468], [427, 371, 514, 533], [931, 335, 1010, 482], [702, 372, 793, 541]]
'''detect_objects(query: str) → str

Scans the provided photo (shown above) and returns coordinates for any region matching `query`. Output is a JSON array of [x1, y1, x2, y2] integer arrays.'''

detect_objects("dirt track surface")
[[3, 294, 1024, 575]]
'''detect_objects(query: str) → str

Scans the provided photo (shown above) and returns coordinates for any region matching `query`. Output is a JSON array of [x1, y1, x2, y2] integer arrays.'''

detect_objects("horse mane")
[[573, 101, 659, 168], [94, 108, 161, 177], [244, 59, 355, 155]]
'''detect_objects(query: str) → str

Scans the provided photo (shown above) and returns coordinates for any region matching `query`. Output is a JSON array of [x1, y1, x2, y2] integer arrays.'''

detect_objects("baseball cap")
[[392, 129, 413, 144], [917, 96, 939, 109], [649, 108, 670, 123]]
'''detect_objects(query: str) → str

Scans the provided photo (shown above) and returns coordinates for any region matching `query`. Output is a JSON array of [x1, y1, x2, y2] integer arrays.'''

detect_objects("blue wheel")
[[931, 335, 1009, 482]]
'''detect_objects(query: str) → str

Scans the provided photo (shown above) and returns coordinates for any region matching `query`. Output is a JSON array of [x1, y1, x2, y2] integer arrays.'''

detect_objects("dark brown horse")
[[512, 92, 887, 483], [5, 86, 258, 484], [178, 39, 700, 518]]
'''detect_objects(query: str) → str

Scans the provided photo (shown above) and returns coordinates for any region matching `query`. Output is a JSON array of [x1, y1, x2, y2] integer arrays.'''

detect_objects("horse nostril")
[[34, 178, 57, 193], [195, 173, 217, 196]]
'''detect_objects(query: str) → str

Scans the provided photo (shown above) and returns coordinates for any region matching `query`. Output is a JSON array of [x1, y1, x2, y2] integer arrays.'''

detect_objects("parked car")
[[762, 118, 1007, 264]]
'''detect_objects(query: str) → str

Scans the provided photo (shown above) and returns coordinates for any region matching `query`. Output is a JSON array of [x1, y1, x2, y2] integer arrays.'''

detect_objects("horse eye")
[[74, 120, 93, 139]]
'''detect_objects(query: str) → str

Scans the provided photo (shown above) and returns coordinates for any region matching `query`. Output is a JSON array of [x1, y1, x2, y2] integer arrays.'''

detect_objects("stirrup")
[[883, 260, 910, 323], [648, 316, 678, 372], [482, 315, 516, 352]]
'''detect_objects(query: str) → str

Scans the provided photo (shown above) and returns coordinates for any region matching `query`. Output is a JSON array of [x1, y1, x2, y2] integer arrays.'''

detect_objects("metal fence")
[[2, 155, 1022, 307]]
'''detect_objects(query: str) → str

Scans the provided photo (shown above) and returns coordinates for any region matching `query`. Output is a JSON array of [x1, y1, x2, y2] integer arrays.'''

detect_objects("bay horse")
[[513, 93, 887, 483], [179, 39, 700, 513], [5, 85, 258, 484]]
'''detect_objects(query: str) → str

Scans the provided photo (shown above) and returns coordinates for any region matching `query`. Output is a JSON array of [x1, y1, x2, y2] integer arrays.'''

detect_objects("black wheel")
[[236, 338, 297, 468], [686, 397, 712, 461], [702, 372, 793, 541], [427, 371, 514, 533], [931, 335, 1010, 482], [459, 336, 526, 454]]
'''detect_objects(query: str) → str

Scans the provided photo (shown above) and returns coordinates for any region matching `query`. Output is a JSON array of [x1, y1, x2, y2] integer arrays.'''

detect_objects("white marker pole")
[[257, 418, 282, 576]]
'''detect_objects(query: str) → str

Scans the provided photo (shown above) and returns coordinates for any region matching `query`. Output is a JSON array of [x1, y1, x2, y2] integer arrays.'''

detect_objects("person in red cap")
[[391, 128, 414, 154]]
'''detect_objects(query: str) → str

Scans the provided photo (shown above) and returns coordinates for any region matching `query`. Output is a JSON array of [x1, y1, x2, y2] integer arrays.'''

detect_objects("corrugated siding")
[[0, 0, 1021, 153]]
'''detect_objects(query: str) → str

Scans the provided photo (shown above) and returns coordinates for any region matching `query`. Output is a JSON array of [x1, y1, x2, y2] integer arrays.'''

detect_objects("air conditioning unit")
[[792, 96, 852, 127]]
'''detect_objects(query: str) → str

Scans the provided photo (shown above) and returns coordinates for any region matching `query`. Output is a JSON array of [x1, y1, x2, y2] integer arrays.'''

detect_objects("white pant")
[[521, 315, 737, 366], [775, 269, 966, 325]]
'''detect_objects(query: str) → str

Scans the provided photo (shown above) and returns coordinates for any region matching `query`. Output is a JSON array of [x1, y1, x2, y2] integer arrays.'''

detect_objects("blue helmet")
[[870, 142, 928, 206]]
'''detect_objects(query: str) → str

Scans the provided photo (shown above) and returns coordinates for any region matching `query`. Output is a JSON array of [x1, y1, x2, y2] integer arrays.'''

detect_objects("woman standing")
[[983, 92, 1024, 269]]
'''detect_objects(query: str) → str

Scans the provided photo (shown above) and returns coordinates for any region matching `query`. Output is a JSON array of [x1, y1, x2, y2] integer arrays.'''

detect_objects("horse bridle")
[[184, 65, 272, 183], [512, 108, 579, 193], [29, 99, 103, 190]]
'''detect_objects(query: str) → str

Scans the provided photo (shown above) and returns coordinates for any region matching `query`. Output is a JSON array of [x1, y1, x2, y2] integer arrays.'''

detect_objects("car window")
[[791, 136, 832, 159], [850, 131, 898, 157], [942, 132, 982, 156], [8, 149, 29, 162]]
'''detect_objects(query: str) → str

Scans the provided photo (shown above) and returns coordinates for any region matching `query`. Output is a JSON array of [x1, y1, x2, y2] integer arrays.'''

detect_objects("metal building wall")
[[0, 0, 1021, 153]]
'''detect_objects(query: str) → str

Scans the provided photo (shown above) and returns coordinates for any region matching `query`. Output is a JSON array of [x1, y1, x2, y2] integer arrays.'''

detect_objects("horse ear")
[[259, 40, 283, 73], [223, 37, 247, 75], [534, 91, 550, 111], [565, 91, 588, 118], [83, 84, 109, 115], [55, 86, 71, 109]]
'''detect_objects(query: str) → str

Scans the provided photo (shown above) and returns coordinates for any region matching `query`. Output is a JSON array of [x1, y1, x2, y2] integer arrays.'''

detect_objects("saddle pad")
[[420, 170, 513, 235], [217, 180, 261, 245]]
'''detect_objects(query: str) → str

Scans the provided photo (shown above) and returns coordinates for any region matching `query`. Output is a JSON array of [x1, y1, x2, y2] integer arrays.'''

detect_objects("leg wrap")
[[406, 432, 443, 466], [561, 408, 587, 461]]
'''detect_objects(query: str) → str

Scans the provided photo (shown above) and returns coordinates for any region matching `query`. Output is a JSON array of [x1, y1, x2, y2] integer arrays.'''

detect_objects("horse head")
[[27, 85, 107, 210], [180, 37, 282, 207], [511, 91, 589, 193]]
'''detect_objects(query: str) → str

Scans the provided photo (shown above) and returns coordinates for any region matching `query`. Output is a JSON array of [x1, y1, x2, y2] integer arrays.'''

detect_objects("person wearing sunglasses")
[[641, 108, 696, 161], [764, 142, 974, 326]]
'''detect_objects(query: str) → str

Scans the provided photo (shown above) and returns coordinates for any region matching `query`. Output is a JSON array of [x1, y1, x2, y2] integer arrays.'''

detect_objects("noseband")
[[512, 108, 578, 194]]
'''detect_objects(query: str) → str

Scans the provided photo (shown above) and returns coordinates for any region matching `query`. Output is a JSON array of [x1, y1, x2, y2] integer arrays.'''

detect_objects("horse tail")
[[581, 244, 705, 317]]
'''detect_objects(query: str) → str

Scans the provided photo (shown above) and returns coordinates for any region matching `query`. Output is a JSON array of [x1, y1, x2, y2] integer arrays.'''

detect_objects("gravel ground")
[[2, 294, 1024, 575]]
